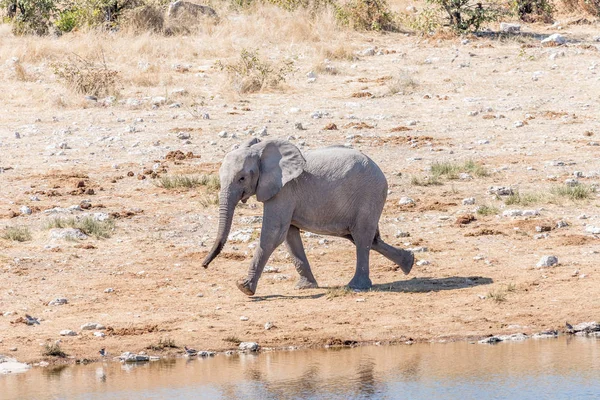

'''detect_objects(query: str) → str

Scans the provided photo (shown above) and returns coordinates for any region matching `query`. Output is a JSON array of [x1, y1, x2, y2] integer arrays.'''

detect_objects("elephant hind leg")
[[285, 225, 318, 289], [371, 231, 414, 275]]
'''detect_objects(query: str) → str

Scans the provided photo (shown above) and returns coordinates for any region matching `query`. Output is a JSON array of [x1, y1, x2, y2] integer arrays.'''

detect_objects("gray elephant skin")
[[202, 138, 414, 296]]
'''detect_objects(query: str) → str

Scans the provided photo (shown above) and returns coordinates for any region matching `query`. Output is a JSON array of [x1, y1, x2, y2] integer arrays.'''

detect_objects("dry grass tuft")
[[52, 53, 120, 97], [1, 226, 32, 242]]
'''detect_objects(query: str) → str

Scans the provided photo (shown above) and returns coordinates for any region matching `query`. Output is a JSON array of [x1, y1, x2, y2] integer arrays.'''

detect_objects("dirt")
[[1, 21, 600, 366]]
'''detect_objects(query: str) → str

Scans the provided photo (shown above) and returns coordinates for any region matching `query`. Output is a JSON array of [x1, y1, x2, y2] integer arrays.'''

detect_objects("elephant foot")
[[295, 277, 318, 290], [236, 279, 255, 296], [348, 276, 372, 291], [399, 250, 414, 275]]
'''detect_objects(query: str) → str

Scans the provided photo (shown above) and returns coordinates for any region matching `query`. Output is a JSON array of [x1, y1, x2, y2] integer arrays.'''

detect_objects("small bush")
[[146, 338, 178, 350], [425, 0, 504, 33], [326, 286, 352, 299], [223, 336, 241, 345], [216, 49, 294, 94], [43, 343, 67, 357], [52, 53, 120, 97], [7, 0, 57, 35], [476, 205, 499, 216], [45, 216, 115, 239], [1, 226, 32, 242], [401, 7, 441, 34], [551, 184, 594, 201], [55, 8, 79, 32], [335, 0, 398, 31], [156, 174, 220, 190], [511, 0, 553, 22], [122, 4, 164, 33], [487, 288, 507, 303], [430, 160, 488, 179], [504, 191, 543, 206], [386, 73, 419, 95], [199, 194, 220, 207]]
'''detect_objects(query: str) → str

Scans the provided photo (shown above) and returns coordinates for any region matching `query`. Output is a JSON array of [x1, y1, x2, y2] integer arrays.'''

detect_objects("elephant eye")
[[239, 176, 245, 182]]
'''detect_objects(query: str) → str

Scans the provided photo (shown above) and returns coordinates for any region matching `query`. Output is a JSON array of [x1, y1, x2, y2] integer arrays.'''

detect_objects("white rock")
[[395, 231, 410, 238], [218, 131, 228, 138], [536, 255, 558, 268], [240, 316, 249, 321], [228, 229, 254, 243], [522, 209, 540, 216], [239, 342, 259, 352], [94, 332, 105, 337], [503, 210, 523, 217], [399, 197, 415, 206], [104, 288, 114, 293], [416, 260, 430, 266], [541, 34, 566, 45], [264, 322, 273, 330], [48, 298, 68, 306], [81, 322, 105, 331], [564, 178, 579, 186], [50, 228, 88, 240], [585, 226, 600, 234], [20, 206, 32, 215], [500, 22, 521, 33], [462, 197, 476, 205], [306, 71, 316, 79], [60, 330, 77, 336], [0, 356, 30, 374], [514, 121, 524, 128]]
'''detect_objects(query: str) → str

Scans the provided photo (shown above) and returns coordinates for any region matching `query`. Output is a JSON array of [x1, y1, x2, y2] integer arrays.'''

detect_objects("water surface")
[[2, 336, 599, 399]]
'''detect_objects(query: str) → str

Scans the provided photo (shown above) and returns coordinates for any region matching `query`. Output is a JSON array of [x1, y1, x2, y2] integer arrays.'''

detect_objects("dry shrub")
[[216, 48, 294, 94], [52, 53, 120, 96], [122, 4, 165, 33], [335, 0, 398, 31], [13, 62, 33, 81], [576, 0, 600, 15]]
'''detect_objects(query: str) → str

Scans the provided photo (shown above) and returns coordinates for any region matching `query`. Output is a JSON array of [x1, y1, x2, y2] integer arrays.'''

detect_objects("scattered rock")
[[585, 226, 600, 234], [324, 123, 338, 130], [119, 352, 150, 362], [500, 22, 521, 33], [399, 197, 415, 206], [240, 316, 249, 321], [489, 186, 513, 196], [264, 322, 274, 330], [60, 329, 77, 336], [503, 210, 522, 217], [395, 231, 410, 238], [541, 33, 566, 46], [81, 322, 105, 331], [462, 197, 476, 205], [239, 342, 259, 352], [228, 229, 254, 243], [198, 351, 215, 357], [416, 260, 430, 266], [408, 246, 428, 253], [0, 356, 30, 374], [536, 255, 558, 268], [48, 298, 68, 306], [263, 266, 280, 273], [20, 206, 32, 215], [50, 228, 88, 240]]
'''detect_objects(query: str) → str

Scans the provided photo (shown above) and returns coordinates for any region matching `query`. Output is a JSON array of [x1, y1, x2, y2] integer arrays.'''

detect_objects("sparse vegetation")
[[199, 194, 220, 207], [476, 205, 499, 216], [386, 72, 419, 95], [335, 0, 398, 31], [411, 175, 443, 186], [216, 49, 294, 94], [504, 191, 543, 206], [43, 343, 67, 357], [425, 0, 505, 33], [52, 53, 119, 97], [511, 0, 553, 22], [156, 174, 220, 191], [1, 226, 32, 242], [487, 283, 517, 303], [45, 216, 115, 239], [146, 338, 178, 351], [430, 160, 488, 180], [551, 184, 594, 201], [326, 286, 352, 299], [223, 336, 242, 345]]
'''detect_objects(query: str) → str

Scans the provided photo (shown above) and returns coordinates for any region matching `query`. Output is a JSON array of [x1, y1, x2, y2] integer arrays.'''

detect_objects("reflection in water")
[[2, 337, 600, 400]]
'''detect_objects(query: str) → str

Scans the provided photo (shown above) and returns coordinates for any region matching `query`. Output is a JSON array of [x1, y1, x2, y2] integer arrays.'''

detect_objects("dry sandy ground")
[[1, 15, 600, 365]]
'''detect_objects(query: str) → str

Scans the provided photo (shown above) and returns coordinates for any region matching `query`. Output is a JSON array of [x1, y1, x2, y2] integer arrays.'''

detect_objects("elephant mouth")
[[241, 191, 250, 203]]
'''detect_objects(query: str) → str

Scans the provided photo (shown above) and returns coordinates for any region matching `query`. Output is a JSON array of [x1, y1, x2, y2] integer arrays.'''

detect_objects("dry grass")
[[45, 217, 115, 239], [1, 226, 32, 242]]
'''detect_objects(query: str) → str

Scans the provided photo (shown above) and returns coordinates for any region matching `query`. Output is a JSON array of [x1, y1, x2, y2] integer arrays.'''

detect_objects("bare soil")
[[1, 19, 600, 365]]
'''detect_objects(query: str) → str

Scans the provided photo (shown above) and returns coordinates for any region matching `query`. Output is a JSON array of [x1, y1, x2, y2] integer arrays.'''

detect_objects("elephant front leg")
[[347, 227, 375, 290], [284, 225, 318, 290], [237, 219, 289, 296]]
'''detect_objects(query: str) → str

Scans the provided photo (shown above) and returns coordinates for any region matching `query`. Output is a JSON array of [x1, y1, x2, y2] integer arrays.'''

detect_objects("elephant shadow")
[[371, 276, 493, 293]]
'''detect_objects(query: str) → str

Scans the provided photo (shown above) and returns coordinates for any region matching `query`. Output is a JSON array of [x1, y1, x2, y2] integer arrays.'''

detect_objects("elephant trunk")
[[202, 189, 238, 268]]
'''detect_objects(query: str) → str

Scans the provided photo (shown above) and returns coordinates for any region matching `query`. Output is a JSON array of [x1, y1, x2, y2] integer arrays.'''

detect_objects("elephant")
[[202, 138, 414, 296]]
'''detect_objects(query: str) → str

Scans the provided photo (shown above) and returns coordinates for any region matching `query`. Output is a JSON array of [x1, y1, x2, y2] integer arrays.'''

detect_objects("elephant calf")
[[202, 138, 414, 295]]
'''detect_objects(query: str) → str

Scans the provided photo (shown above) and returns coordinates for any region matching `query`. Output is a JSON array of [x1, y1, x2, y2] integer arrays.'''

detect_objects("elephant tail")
[[372, 231, 414, 275]]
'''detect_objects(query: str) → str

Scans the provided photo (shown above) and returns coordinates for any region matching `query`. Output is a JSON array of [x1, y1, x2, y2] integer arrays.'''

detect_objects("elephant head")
[[201, 138, 306, 268]]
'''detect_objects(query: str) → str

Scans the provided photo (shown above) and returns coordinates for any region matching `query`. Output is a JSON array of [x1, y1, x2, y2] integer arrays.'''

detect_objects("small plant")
[[431, 161, 461, 179], [146, 338, 178, 351], [156, 174, 220, 190], [45, 216, 115, 239], [1, 226, 32, 242], [425, 0, 504, 33], [504, 191, 543, 206], [326, 286, 352, 300], [199, 194, 220, 207], [510, 0, 553, 22], [43, 343, 67, 357], [223, 336, 241, 345], [386, 73, 419, 95], [550, 184, 593, 201], [53, 53, 120, 97], [463, 160, 489, 177], [487, 288, 507, 303], [216, 49, 294, 94], [4, 0, 57, 35], [401, 7, 441, 34], [411, 175, 442, 186], [335, 0, 398, 31], [476, 205, 499, 216]]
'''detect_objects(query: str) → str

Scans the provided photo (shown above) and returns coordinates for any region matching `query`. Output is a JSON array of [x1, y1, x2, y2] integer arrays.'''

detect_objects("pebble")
[[20, 206, 32, 215], [503, 210, 522, 217], [94, 332, 105, 337], [264, 322, 274, 330], [240, 316, 249, 321], [500, 22, 521, 33], [534, 233, 549, 240], [585, 226, 600, 234], [81, 322, 105, 330], [119, 352, 151, 362], [395, 231, 410, 238], [398, 197, 415, 206], [462, 197, 475, 205], [257, 126, 268, 137], [239, 342, 259, 352], [177, 132, 191, 140], [416, 260, 430, 266], [556, 220, 568, 228], [294, 122, 305, 130], [489, 186, 513, 196], [48, 298, 68, 306], [564, 178, 579, 187], [263, 266, 280, 273], [104, 288, 114, 293], [514, 121, 524, 128], [536, 255, 558, 268], [408, 246, 428, 253], [218, 131, 228, 138], [60, 330, 77, 336]]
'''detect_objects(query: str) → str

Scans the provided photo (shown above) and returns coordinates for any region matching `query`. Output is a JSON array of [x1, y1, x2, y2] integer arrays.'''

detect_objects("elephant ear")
[[255, 140, 305, 202]]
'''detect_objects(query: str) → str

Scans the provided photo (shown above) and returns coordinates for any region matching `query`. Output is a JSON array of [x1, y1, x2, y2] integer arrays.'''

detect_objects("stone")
[[239, 342, 259, 352], [48, 298, 68, 306], [264, 322, 274, 330], [489, 186, 513, 196], [479, 336, 502, 344], [462, 197, 476, 205], [522, 210, 540, 216], [257, 126, 268, 137], [60, 330, 77, 336], [536, 255, 558, 268], [263, 266, 280, 273], [20, 206, 32, 215], [81, 322, 105, 330], [361, 47, 376, 56], [94, 332, 105, 337], [218, 131, 228, 138], [228, 229, 254, 243], [177, 132, 191, 140], [541, 34, 566, 45], [416, 260, 430, 266], [408, 246, 428, 253], [514, 121, 524, 128], [198, 351, 215, 357], [294, 122, 305, 130], [556, 220, 568, 228], [399, 197, 415, 206], [571, 322, 600, 333], [564, 178, 579, 186], [50, 228, 88, 240], [119, 352, 150, 362], [503, 210, 522, 217], [395, 231, 410, 238], [306, 71, 316, 79], [240, 316, 249, 321], [500, 22, 521, 33], [104, 288, 114, 293], [532, 330, 558, 339], [585, 226, 600, 234]]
